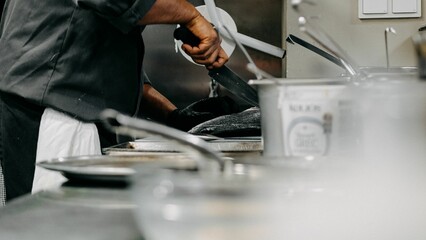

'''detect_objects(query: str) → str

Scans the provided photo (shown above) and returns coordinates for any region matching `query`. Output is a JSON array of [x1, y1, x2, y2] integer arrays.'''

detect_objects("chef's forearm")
[[139, 0, 226, 69], [138, 0, 201, 26], [140, 83, 177, 122]]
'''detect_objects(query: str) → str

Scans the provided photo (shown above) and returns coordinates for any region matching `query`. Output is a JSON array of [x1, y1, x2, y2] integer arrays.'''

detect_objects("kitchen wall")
[[285, 0, 426, 78]]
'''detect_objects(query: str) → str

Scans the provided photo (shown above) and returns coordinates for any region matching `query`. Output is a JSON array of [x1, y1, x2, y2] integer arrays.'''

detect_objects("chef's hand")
[[182, 15, 228, 69], [137, 0, 227, 69], [167, 96, 240, 131]]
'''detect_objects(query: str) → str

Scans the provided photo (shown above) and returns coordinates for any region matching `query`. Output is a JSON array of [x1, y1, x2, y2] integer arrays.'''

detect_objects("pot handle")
[[100, 109, 225, 171]]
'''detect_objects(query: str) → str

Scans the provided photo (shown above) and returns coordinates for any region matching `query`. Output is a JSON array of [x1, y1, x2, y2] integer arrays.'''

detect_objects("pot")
[[348, 70, 426, 157]]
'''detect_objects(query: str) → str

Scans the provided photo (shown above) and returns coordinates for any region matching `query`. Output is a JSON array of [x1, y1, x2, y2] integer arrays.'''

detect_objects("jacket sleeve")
[[75, 0, 156, 33]]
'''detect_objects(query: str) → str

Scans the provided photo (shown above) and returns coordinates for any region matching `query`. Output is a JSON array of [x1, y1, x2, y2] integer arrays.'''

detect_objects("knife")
[[174, 26, 259, 107]]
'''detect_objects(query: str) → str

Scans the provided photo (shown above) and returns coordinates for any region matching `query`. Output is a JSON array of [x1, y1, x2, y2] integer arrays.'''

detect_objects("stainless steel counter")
[[0, 137, 263, 239], [103, 137, 263, 158], [0, 182, 142, 240]]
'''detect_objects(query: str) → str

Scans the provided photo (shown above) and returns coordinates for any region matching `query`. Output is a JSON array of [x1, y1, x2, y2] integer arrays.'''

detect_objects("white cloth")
[[0, 164, 5, 206], [32, 108, 102, 193]]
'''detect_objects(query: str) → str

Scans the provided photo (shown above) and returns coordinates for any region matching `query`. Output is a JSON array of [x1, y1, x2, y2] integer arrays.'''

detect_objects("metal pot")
[[348, 71, 426, 157]]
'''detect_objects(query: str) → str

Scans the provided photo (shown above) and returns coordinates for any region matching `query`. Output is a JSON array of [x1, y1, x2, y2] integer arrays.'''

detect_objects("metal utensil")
[[100, 109, 227, 171], [291, 0, 361, 77], [286, 34, 345, 69], [174, 26, 259, 107], [297, 16, 360, 77], [385, 27, 396, 69]]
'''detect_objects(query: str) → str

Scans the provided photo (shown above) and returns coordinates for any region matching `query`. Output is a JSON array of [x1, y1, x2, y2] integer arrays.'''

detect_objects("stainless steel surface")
[[356, 66, 417, 80], [4, 147, 426, 240], [0, 157, 297, 240], [0, 185, 141, 240], [142, 0, 283, 108], [101, 109, 225, 170], [37, 154, 197, 182], [104, 137, 263, 153], [37, 111, 263, 183]]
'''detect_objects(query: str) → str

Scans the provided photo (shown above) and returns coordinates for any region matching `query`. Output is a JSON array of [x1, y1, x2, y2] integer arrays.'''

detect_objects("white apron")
[[32, 108, 102, 193], [0, 164, 5, 206]]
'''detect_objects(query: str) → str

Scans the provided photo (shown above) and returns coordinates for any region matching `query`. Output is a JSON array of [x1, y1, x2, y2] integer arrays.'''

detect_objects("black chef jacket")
[[0, 0, 156, 121]]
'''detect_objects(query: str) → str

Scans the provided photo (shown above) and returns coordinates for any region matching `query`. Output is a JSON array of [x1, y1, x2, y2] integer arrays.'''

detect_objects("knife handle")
[[173, 26, 200, 47]]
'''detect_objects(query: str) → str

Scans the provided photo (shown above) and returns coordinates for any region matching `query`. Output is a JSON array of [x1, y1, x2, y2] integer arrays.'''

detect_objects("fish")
[[188, 107, 261, 137]]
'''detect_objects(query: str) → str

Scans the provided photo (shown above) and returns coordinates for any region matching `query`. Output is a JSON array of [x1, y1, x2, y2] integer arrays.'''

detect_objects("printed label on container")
[[280, 85, 345, 157], [287, 117, 328, 156]]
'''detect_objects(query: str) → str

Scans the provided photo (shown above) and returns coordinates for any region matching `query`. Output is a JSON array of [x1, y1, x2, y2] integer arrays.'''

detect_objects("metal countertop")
[[103, 137, 263, 155], [0, 138, 263, 239], [0, 182, 142, 240]]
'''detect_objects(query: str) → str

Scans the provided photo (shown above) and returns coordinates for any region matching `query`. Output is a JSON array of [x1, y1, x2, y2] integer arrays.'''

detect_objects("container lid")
[[248, 77, 349, 86]]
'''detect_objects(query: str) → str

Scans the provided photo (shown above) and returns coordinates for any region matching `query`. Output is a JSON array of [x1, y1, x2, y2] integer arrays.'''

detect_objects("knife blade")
[[174, 26, 259, 107]]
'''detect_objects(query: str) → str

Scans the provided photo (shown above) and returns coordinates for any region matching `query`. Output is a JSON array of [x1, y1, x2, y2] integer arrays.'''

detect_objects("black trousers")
[[0, 92, 119, 202], [0, 93, 43, 201]]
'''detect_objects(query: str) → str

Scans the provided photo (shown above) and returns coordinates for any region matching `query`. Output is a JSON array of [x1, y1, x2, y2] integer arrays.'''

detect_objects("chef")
[[0, 0, 228, 202]]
